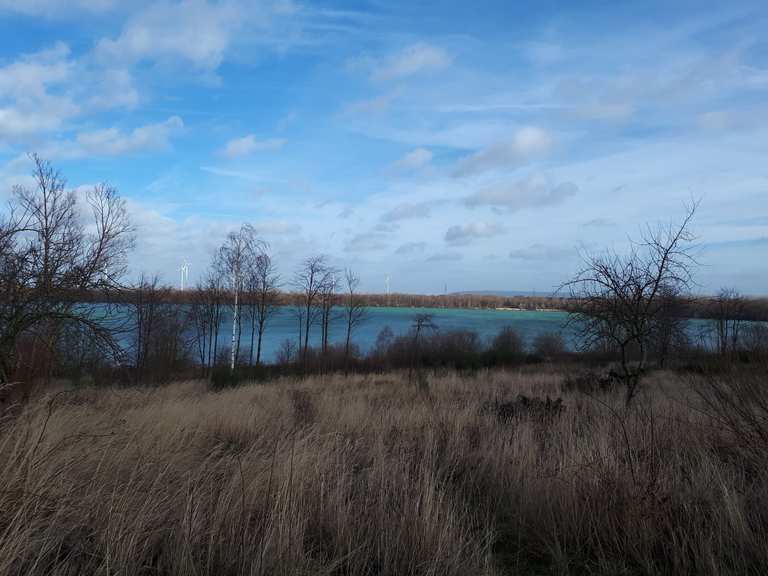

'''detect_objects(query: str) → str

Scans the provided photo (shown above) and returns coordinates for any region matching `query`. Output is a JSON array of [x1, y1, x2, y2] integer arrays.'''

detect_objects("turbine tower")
[[179, 262, 190, 291]]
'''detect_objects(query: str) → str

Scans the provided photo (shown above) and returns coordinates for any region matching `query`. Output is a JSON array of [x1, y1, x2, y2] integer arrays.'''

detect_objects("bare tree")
[[292, 255, 329, 360], [561, 201, 698, 405], [342, 269, 367, 372], [711, 288, 746, 358], [0, 155, 134, 383], [246, 250, 280, 365], [649, 286, 689, 368], [319, 266, 340, 355], [189, 271, 226, 377], [129, 275, 191, 384], [292, 301, 306, 359], [410, 313, 437, 388], [131, 274, 162, 384], [214, 224, 263, 371]]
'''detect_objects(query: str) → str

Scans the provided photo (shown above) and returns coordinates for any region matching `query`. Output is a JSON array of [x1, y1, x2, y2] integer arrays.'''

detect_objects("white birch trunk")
[[230, 273, 239, 371]]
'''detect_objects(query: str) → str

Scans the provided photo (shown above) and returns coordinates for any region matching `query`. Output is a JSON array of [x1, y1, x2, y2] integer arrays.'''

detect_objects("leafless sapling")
[[292, 255, 329, 360], [342, 268, 367, 372], [246, 250, 280, 365]]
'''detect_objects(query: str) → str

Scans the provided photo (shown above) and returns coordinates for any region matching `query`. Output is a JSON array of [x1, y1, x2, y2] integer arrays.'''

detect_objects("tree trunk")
[[344, 319, 352, 376], [303, 303, 311, 360], [248, 305, 256, 366], [230, 282, 239, 372], [322, 309, 329, 354], [212, 304, 220, 373], [256, 323, 264, 366]]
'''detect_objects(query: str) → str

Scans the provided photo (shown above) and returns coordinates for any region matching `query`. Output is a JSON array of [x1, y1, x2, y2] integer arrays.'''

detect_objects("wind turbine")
[[179, 262, 190, 291]]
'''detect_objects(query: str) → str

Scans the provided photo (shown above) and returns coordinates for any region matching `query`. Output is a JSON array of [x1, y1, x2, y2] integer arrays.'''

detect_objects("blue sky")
[[1, 0, 767, 294]]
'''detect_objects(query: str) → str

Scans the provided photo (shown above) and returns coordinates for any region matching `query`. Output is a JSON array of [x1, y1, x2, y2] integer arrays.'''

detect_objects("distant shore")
[[494, 306, 566, 312], [73, 288, 768, 321]]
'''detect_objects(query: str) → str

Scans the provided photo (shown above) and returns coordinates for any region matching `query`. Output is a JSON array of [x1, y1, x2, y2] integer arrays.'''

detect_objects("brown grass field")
[[1, 366, 767, 575]]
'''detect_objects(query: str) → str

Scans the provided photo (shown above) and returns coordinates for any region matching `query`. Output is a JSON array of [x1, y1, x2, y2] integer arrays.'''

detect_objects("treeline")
[[75, 286, 768, 321], [88, 286, 570, 311]]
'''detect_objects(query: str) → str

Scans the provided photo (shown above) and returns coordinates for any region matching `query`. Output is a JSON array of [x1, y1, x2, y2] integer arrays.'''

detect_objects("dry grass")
[[1, 367, 767, 575]]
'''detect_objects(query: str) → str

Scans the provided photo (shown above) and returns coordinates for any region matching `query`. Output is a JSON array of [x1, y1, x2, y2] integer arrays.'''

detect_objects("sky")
[[1, 0, 767, 295]]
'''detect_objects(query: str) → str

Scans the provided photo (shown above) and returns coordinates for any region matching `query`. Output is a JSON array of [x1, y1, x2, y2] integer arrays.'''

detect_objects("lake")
[[229, 306, 574, 362], [100, 303, 722, 364]]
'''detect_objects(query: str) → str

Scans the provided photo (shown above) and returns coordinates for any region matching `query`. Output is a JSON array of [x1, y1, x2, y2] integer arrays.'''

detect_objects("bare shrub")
[[743, 323, 768, 357], [531, 331, 566, 359], [562, 370, 619, 394], [276, 338, 298, 365], [488, 326, 524, 364]]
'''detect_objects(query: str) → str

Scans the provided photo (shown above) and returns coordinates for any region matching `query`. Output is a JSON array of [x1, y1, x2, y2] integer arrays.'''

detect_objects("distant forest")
[[79, 287, 768, 321]]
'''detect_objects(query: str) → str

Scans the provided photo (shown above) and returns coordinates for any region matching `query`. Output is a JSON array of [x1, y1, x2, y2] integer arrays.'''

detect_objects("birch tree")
[[215, 224, 263, 372]]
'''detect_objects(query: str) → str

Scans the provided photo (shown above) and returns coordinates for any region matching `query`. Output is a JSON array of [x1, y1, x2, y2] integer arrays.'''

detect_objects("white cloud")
[[96, 0, 241, 69], [453, 127, 553, 177], [465, 175, 577, 212], [345, 230, 389, 253], [0, 108, 64, 139], [88, 69, 140, 110], [221, 135, 286, 157], [0, 42, 72, 99], [251, 220, 301, 236], [426, 251, 463, 262], [371, 43, 451, 81], [0, 43, 79, 139], [20, 117, 181, 161], [392, 148, 432, 172], [75, 116, 184, 156], [445, 221, 505, 245], [554, 47, 768, 123], [395, 241, 427, 255], [509, 244, 573, 261], [381, 201, 433, 222], [0, 42, 140, 141]]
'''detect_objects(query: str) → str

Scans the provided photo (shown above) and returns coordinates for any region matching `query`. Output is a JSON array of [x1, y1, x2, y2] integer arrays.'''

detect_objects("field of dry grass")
[[1, 366, 767, 575]]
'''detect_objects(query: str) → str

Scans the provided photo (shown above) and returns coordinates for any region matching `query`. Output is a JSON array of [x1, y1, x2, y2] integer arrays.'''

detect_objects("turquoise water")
[[100, 303, 723, 364], [229, 306, 573, 362]]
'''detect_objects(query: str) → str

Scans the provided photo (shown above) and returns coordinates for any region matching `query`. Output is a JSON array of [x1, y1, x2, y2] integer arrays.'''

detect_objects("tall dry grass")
[[1, 367, 766, 575]]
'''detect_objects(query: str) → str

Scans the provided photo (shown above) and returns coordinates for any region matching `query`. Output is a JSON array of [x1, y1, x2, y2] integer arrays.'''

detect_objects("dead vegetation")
[[1, 366, 767, 575]]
